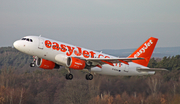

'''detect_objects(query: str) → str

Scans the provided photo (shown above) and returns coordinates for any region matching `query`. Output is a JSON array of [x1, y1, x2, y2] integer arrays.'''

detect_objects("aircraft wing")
[[84, 57, 144, 66]]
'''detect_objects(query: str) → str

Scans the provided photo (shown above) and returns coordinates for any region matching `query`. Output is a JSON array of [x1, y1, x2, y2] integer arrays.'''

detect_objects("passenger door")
[[38, 37, 44, 49]]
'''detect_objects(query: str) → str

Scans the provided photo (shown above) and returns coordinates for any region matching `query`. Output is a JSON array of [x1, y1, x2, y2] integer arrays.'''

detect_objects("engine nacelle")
[[55, 54, 86, 70], [67, 57, 86, 70], [36, 58, 60, 70]]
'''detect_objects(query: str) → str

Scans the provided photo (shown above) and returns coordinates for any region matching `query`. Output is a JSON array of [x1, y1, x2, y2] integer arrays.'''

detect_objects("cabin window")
[[26, 38, 30, 41], [30, 39, 33, 42], [21, 38, 33, 42], [21, 38, 26, 40]]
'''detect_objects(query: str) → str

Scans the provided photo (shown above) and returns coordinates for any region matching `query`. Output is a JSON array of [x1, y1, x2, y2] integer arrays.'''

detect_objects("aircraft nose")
[[13, 41, 21, 49]]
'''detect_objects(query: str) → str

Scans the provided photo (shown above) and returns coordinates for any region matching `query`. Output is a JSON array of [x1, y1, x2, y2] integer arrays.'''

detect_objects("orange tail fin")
[[128, 37, 158, 66]]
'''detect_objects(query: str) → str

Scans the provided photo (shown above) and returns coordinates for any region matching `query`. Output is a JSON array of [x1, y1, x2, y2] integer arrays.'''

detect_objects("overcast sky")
[[1, 0, 180, 50]]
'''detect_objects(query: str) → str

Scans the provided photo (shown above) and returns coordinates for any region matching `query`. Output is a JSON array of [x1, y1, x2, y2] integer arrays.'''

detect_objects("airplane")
[[13, 36, 167, 80]]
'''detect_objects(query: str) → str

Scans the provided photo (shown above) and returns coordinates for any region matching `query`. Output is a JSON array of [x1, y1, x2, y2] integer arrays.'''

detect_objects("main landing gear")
[[65, 67, 73, 80], [86, 67, 93, 80], [66, 73, 73, 80], [85, 73, 93, 80], [65, 67, 93, 80]]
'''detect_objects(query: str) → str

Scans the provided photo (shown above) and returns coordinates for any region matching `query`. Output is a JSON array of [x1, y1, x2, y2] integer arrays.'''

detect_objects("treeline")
[[0, 47, 32, 67], [1, 67, 180, 104], [0, 47, 180, 103], [149, 55, 180, 71], [0, 47, 33, 73]]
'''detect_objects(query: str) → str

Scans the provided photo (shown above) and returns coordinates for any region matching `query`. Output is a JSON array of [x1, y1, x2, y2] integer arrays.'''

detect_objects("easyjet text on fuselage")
[[44, 40, 110, 59]]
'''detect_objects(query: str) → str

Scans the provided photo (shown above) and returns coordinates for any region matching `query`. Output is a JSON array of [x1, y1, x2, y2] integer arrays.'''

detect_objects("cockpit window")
[[21, 38, 33, 42]]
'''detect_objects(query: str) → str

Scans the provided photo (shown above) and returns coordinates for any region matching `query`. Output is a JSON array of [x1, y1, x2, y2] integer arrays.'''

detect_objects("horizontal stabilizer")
[[137, 68, 168, 72]]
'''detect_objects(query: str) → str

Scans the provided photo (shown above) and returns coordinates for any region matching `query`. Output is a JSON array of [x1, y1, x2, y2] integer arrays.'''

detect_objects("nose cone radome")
[[13, 41, 21, 50]]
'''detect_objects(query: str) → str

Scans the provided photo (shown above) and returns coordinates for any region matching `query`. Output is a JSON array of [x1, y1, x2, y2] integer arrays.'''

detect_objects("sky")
[[1, 0, 180, 50]]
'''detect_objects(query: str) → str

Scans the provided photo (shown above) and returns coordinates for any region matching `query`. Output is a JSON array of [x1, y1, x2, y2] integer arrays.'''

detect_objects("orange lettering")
[[105, 56, 110, 58], [83, 50, 90, 58], [52, 42, 59, 51], [89, 51, 96, 58], [74, 47, 82, 56], [45, 40, 52, 48], [119, 63, 121, 67], [60, 44, 66, 52], [66, 46, 75, 56], [98, 54, 104, 58]]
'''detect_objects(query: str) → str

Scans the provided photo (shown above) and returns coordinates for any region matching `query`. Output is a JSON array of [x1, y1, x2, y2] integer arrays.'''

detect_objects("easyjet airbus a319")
[[13, 36, 167, 80]]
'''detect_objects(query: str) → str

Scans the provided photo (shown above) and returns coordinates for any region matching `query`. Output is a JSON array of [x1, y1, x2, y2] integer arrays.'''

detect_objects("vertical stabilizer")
[[128, 37, 158, 66]]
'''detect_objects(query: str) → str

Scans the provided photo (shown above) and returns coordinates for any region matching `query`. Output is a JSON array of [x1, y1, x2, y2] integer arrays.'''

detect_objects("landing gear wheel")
[[86, 73, 93, 80], [66, 74, 73, 80], [30, 63, 35, 67]]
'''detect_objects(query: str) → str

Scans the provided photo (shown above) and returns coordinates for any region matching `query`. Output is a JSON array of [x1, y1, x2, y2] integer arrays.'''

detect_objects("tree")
[[147, 73, 163, 97]]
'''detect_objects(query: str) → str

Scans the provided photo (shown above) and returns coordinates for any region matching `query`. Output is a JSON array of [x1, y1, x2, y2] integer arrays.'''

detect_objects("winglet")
[[128, 37, 158, 67]]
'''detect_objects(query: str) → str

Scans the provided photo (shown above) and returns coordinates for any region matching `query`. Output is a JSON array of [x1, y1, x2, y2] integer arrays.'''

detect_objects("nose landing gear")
[[30, 63, 35, 67], [30, 56, 36, 67]]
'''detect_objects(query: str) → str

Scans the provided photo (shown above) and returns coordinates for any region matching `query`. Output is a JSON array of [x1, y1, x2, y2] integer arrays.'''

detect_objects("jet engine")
[[55, 54, 86, 70], [36, 58, 60, 69], [66, 57, 86, 70]]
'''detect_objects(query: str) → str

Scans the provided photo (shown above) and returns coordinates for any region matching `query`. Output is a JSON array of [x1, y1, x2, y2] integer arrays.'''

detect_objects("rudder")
[[128, 37, 158, 66]]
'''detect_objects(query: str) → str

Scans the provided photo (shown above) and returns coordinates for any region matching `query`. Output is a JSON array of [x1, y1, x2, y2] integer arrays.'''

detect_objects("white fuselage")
[[13, 36, 155, 76]]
